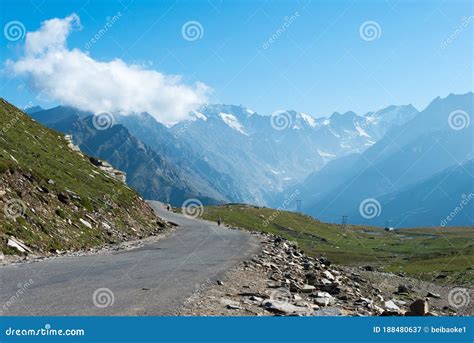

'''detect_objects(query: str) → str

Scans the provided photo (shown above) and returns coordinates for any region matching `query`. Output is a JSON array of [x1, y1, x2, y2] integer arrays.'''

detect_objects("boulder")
[[408, 299, 429, 316], [384, 300, 400, 312], [262, 300, 311, 315]]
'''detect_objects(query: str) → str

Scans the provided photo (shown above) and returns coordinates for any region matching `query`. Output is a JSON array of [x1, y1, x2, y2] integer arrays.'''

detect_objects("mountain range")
[[26, 92, 473, 227]]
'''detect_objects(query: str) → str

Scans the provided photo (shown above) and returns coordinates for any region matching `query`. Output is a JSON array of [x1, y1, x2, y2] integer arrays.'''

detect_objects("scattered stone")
[[407, 299, 429, 316], [301, 284, 315, 293], [262, 299, 310, 315], [427, 292, 441, 299], [57, 192, 69, 204], [313, 307, 344, 316], [397, 284, 411, 294], [384, 300, 400, 312], [7, 237, 32, 253], [217, 280, 224, 286], [323, 270, 335, 281], [79, 219, 92, 229]]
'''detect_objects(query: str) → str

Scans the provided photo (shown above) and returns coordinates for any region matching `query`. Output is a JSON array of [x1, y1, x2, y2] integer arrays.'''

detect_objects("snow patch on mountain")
[[219, 112, 249, 135], [299, 112, 316, 127], [354, 121, 371, 138]]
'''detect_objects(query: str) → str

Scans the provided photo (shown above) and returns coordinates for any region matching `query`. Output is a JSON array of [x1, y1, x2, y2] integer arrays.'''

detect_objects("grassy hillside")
[[200, 204, 473, 285], [0, 99, 166, 255]]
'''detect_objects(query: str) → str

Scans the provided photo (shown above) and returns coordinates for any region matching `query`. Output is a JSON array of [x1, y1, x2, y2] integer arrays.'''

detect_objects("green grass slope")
[[0, 99, 166, 255], [201, 204, 473, 285]]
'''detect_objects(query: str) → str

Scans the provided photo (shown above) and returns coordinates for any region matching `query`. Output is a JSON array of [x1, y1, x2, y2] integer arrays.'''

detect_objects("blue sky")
[[1, 0, 472, 119]]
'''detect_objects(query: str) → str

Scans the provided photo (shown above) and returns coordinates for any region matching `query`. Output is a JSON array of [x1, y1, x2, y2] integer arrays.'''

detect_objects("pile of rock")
[[205, 233, 442, 316]]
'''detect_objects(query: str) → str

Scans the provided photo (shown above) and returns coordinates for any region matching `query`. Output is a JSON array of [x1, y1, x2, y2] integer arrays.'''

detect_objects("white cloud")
[[7, 14, 210, 124]]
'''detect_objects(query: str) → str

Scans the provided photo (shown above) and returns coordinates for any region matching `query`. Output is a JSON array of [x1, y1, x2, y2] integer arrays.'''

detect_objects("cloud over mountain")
[[7, 14, 209, 124]]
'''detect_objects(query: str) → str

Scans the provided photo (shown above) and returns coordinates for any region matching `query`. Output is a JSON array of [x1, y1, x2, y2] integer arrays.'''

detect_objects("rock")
[[289, 282, 301, 292], [381, 310, 402, 316], [397, 284, 411, 294], [323, 270, 335, 281], [427, 292, 441, 299], [384, 300, 400, 312], [262, 300, 310, 315], [57, 192, 70, 204], [220, 298, 240, 309], [355, 297, 373, 305], [301, 285, 315, 293], [315, 291, 333, 299], [408, 299, 428, 316], [313, 307, 344, 316], [217, 280, 224, 286], [319, 257, 331, 266], [7, 237, 32, 253], [313, 297, 332, 306], [79, 219, 92, 229], [249, 296, 263, 302], [362, 265, 374, 271]]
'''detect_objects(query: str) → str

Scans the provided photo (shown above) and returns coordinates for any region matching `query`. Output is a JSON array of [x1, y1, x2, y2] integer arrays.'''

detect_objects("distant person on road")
[[217, 217, 221, 227]]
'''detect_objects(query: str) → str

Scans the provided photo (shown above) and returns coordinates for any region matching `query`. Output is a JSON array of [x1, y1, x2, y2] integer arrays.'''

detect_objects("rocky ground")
[[178, 231, 472, 316], [0, 219, 177, 266]]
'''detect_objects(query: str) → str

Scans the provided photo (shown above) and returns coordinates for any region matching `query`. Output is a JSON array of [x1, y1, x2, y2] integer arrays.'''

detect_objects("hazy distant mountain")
[[171, 104, 418, 204], [299, 92, 473, 227], [373, 159, 474, 227]]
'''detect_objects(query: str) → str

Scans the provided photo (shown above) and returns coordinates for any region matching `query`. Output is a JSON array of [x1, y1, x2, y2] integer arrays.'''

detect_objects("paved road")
[[0, 201, 260, 315]]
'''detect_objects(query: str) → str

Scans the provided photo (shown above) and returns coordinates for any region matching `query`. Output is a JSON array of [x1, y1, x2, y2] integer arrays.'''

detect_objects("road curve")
[[0, 201, 260, 315]]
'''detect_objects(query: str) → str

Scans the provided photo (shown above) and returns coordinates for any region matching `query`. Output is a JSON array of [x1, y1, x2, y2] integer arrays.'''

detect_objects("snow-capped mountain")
[[171, 103, 419, 204]]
